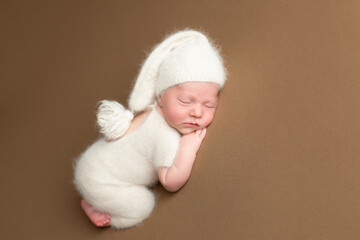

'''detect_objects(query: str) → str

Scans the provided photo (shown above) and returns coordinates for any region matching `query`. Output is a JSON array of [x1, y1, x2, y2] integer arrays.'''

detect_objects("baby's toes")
[[95, 221, 103, 227]]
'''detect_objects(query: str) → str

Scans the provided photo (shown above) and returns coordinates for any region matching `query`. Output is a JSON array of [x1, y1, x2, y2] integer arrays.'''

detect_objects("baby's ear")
[[157, 95, 163, 107]]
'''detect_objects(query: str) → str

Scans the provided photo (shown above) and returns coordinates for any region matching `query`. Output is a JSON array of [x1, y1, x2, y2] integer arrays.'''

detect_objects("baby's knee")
[[123, 186, 155, 217], [110, 186, 156, 229]]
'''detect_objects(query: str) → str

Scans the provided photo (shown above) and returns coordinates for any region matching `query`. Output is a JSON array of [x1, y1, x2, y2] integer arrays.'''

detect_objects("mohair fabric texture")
[[74, 107, 180, 229]]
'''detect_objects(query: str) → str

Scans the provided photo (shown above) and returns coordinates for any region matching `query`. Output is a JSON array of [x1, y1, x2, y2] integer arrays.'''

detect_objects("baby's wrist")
[[182, 148, 198, 160]]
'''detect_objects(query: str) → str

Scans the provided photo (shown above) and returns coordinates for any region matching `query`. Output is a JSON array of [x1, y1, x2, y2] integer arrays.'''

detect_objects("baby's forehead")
[[164, 82, 219, 101]]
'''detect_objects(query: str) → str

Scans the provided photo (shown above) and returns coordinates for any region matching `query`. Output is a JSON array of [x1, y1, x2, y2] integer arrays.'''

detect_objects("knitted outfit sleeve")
[[153, 125, 180, 168]]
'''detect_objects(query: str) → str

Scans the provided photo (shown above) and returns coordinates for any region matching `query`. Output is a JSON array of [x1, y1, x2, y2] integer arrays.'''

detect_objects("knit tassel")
[[97, 100, 134, 140]]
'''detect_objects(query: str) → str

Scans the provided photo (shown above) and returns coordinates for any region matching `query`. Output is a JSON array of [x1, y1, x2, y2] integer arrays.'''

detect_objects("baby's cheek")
[[167, 108, 184, 125], [204, 112, 215, 126]]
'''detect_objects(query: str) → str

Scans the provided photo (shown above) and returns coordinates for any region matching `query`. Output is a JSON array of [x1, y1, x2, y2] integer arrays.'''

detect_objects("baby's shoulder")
[[154, 122, 181, 145], [122, 110, 151, 137]]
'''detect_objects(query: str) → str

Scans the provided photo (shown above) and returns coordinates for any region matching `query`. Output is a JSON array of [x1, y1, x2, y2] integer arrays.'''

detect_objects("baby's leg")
[[105, 185, 156, 229], [80, 199, 111, 227]]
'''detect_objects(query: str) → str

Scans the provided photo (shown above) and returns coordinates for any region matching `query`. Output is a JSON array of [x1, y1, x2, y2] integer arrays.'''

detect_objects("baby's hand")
[[179, 128, 207, 155], [158, 128, 207, 192]]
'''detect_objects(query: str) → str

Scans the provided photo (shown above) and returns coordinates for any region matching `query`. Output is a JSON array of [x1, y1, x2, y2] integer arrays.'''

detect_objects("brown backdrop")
[[1, 0, 360, 239]]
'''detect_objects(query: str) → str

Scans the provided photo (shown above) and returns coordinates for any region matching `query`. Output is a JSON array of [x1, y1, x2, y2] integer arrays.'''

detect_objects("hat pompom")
[[97, 100, 134, 140]]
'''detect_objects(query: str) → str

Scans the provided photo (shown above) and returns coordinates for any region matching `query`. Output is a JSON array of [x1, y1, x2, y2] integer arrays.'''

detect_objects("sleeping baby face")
[[157, 82, 219, 135]]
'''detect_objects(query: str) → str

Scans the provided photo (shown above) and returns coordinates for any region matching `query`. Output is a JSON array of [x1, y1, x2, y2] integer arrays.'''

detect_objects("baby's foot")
[[80, 199, 111, 227]]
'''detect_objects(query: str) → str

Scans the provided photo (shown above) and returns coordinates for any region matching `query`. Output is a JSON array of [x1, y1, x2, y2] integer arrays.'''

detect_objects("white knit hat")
[[97, 29, 226, 140], [129, 29, 226, 112]]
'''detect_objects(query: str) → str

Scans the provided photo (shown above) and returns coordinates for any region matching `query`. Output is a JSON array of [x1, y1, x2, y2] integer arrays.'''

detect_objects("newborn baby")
[[73, 29, 226, 229]]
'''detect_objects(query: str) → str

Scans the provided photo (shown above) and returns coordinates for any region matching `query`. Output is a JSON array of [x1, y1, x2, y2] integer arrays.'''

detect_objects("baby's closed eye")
[[177, 98, 192, 105], [204, 105, 215, 109], [204, 102, 217, 108]]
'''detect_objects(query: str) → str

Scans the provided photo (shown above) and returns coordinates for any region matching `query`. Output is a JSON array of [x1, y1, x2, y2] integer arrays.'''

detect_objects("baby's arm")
[[158, 128, 207, 192]]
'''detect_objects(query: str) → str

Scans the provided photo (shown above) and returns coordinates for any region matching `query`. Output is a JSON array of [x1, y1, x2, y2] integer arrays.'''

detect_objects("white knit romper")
[[74, 107, 180, 229]]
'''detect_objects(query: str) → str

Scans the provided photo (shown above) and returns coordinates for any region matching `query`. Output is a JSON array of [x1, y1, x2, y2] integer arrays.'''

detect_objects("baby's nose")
[[190, 104, 203, 117]]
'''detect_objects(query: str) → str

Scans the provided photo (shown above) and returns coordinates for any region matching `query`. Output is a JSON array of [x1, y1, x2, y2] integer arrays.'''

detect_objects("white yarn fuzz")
[[97, 100, 134, 140]]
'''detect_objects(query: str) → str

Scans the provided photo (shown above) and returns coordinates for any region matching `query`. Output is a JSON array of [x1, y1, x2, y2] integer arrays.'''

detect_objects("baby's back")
[[74, 109, 159, 192]]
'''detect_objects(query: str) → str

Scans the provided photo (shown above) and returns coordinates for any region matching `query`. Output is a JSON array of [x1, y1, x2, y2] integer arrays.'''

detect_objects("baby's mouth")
[[183, 122, 199, 127]]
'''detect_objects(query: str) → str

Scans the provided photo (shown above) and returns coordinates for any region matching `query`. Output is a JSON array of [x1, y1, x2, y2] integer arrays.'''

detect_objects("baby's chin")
[[177, 126, 202, 135]]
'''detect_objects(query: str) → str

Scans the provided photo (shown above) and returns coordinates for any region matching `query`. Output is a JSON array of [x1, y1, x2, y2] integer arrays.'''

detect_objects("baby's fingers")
[[197, 128, 207, 139], [201, 128, 207, 138], [195, 129, 201, 136]]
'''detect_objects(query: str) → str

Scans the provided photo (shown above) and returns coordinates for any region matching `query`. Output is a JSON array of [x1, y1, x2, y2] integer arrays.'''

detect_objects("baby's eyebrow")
[[178, 91, 218, 102], [205, 97, 218, 103], [205, 100, 218, 105]]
